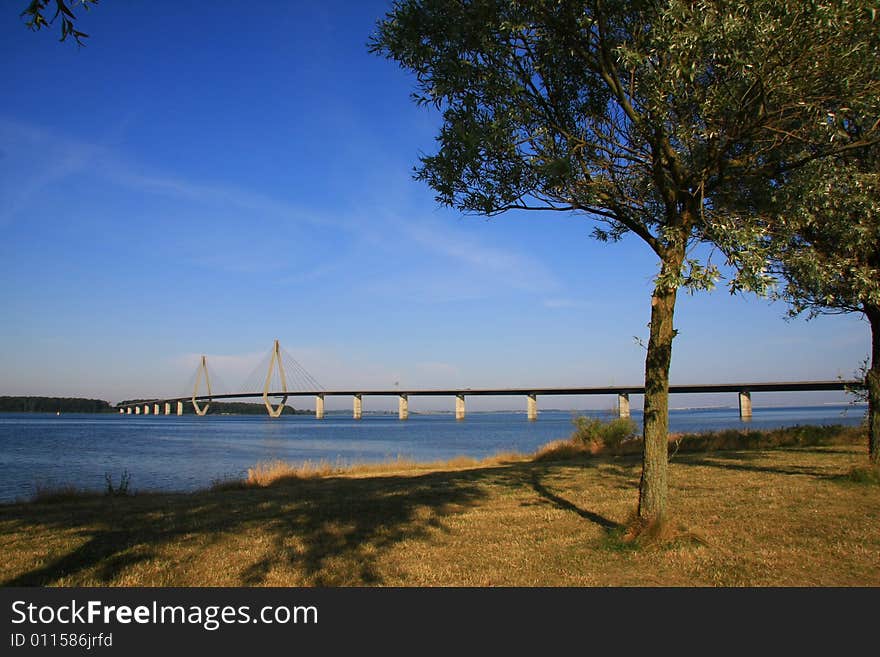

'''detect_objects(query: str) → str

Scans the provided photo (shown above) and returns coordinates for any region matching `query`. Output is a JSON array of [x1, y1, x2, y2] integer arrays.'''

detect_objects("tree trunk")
[[637, 247, 684, 522], [866, 306, 880, 465]]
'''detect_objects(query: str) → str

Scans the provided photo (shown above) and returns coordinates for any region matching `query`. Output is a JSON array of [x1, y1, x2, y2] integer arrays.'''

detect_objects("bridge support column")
[[153, 403, 160, 415], [738, 391, 752, 420], [164, 402, 171, 415], [126, 407, 132, 415], [119, 408, 124, 414], [315, 394, 324, 420], [353, 394, 362, 420], [135, 406, 140, 415], [177, 401, 184, 416], [398, 394, 409, 421], [145, 405, 152, 415], [192, 354, 212, 416], [455, 394, 465, 421], [262, 340, 289, 418], [618, 393, 630, 418], [527, 394, 537, 421]]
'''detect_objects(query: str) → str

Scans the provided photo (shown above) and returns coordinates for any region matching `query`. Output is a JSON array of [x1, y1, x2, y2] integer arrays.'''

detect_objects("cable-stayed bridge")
[[117, 341, 860, 421]]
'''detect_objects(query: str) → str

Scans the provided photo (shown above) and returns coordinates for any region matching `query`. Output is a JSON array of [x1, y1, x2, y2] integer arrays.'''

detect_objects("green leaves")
[[373, 0, 878, 299], [778, 155, 880, 316], [20, 0, 98, 46]]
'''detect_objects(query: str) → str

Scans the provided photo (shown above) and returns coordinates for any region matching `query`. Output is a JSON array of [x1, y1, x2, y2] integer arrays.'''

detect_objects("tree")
[[370, 0, 879, 526], [20, 0, 98, 45], [736, 140, 880, 464]]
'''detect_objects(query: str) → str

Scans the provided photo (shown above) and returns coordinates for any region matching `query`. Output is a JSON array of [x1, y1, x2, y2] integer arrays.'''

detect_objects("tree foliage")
[[371, 0, 880, 520], [708, 10, 879, 462], [20, 0, 98, 45], [0, 396, 113, 413], [372, 0, 876, 279], [781, 150, 880, 464], [767, 151, 879, 319], [725, 133, 880, 462]]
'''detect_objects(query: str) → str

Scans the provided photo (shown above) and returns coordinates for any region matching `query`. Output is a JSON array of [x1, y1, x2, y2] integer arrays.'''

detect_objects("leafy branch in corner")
[[20, 0, 98, 46]]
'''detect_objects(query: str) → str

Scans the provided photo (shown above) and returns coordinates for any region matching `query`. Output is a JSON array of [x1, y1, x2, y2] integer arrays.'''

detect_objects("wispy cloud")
[[0, 115, 338, 232], [543, 297, 591, 309], [402, 220, 559, 293], [2, 116, 561, 300], [103, 168, 339, 231], [0, 118, 105, 226]]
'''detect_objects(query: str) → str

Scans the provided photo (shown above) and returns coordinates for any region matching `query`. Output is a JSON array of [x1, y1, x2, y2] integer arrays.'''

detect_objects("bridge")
[[117, 341, 861, 421]]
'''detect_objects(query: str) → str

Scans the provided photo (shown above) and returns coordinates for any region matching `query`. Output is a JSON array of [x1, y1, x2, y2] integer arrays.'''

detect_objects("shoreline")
[[0, 423, 875, 586], [8, 423, 867, 506], [0, 413, 869, 505]]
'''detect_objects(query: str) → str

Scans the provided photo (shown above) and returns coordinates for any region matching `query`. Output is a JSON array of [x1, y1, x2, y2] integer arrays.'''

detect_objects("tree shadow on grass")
[[1, 455, 650, 586], [5, 458, 616, 587], [528, 471, 620, 532], [0, 468, 495, 587], [673, 452, 843, 480]]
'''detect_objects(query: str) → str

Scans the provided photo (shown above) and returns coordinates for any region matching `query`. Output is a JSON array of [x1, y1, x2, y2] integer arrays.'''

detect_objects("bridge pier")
[[135, 406, 140, 414], [353, 394, 362, 420], [527, 394, 537, 421], [618, 393, 630, 418], [145, 404, 152, 415], [177, 401, 184, 416], [264, 396, 287, 418], [164, 402, 171, 415], [399, 394, 409, 421], [455, 394, 466, 421], [127, 407, 132, 415], [738, 391, 752, 420], [153, 403, 160, 415], [315, 394, 325, 420]]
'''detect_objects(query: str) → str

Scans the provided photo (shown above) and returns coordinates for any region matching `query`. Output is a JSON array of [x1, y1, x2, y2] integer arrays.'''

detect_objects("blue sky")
[[0, 1, 868, 411]]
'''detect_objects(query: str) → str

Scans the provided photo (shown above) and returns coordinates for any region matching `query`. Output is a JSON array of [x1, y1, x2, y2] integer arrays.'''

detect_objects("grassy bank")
[[1, 425, 877, 586]]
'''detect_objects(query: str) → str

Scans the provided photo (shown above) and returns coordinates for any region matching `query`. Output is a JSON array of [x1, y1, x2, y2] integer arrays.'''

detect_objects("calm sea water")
[[0, 405, 865, 503]]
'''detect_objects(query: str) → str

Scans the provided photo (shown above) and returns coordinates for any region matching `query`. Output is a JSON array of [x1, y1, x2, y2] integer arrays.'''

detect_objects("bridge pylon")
[[192, 355, 212, 416], [263, 339, 289, 418]]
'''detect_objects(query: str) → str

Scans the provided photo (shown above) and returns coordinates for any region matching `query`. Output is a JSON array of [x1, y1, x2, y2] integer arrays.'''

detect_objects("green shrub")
[[843, 465, 880, 485], [105, 470, 131, 496], [571, 416, 638, 449]]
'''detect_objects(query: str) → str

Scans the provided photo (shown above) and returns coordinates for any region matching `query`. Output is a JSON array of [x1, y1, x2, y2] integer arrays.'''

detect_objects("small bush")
[[105, 470, 131, 497], [571, 416, 638, 450], [842, 464, 880, 485], [533, 439, 592, 462]]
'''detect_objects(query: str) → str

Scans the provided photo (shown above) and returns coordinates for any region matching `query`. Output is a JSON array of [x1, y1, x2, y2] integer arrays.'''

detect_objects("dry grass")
[[1, 425, 877, 587], [29, 484, 102, 505], [230, 452, 531, 489]]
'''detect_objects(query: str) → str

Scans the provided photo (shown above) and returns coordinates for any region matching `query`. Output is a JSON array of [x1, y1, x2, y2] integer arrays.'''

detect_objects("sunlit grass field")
[[1, 426, 877, 586]]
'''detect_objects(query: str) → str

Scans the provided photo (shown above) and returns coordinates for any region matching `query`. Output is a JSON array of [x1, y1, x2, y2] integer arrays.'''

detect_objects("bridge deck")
[[122, 380, 860, 406]]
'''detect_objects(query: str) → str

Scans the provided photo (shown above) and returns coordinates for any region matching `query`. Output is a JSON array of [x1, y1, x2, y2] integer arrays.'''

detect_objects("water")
[[0, 405, 865, 503]]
